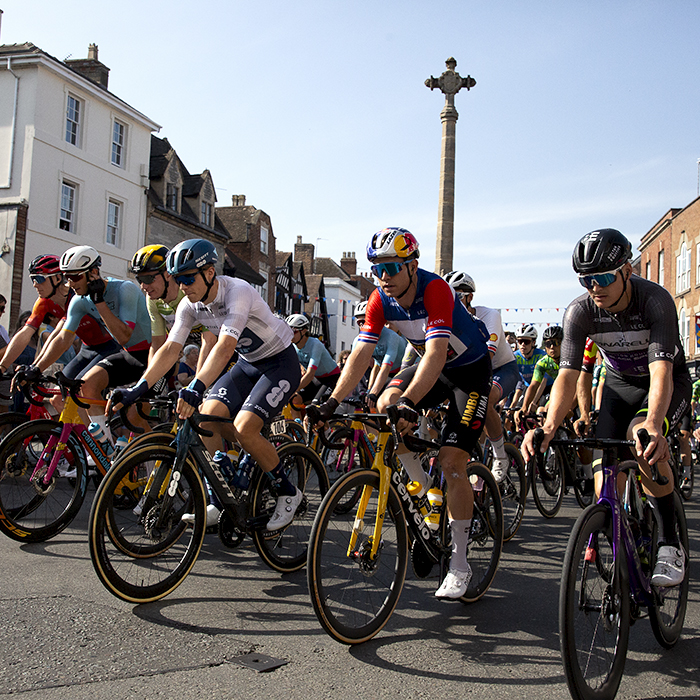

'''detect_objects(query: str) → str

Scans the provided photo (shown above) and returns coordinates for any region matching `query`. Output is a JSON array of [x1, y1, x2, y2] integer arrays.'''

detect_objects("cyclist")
[[311, 227, 492, 599], [109, 239, 302, 531], [352, 300, 408, 410], [287, 313, 340, 411], [522, 228, 690, 587], [0, 255, 70, 374], [19, 245, 151, 442], [444, 270, 519, 482], [511, 324, 547, 422], [521, 325, 563, 415]]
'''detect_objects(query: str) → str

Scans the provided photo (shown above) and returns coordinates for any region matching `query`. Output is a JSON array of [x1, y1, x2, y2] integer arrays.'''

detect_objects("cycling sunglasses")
[[174, 272, 198, 286], [136, 273, 158, 285], [371, 261, 406, 278], [65, 272, 85, 282], [578, 264, 625, 290], [30, 274, 47, 284], [544, 339, 561, 348]]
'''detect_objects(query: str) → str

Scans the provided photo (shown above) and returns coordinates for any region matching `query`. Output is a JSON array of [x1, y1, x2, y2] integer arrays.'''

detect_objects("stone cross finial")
[[425, 57, 476, 96]]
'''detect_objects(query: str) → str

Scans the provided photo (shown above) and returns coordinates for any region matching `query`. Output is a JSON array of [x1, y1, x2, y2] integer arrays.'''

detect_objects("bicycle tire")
[[0, 419, 88, 542], [307, 468, 408, 644], [460, 462, 503, 602], [88, 443, 207, 603], [499, 443, 527, 542], [251, 442, 330, 572], [531, 445, 564, 518], [559, 505, 630, 700], [0, 411, 31, 442], [322, 427, 369, 514], [648, 490, 690, 648]]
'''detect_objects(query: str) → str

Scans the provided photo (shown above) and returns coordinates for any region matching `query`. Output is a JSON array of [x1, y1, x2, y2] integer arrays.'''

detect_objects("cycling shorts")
[[492, 360, 519, 401], [97, 348, 150, 389], [206, 344, 301, 422], [299, 372, 339, 404], [387, 354, 492, 454], [64, 339, 122, 380]]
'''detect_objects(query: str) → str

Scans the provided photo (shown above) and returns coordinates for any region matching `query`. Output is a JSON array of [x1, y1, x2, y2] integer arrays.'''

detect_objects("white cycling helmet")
[[516, 323, 538, 340], [60, 245, 101, 273], [354, 301, 368, 317], [286, 314, 310, 329], [443, 270, 476, 293]]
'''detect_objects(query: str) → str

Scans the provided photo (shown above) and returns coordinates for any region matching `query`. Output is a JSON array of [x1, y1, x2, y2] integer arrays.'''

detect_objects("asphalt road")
[[0, 485, 698, 700]]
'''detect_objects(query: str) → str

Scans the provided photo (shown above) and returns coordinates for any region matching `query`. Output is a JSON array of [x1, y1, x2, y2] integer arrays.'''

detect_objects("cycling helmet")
[[286, 314, 310, 329], [542, 325, 564, 342], [443, 270, 476, 293], [572, 229, 632, 275], [130, 245, 169, 274], [354, 301, 368, 317], [366, 227, 420, 262], [60, 246, 101, 273], [166, 239, 218, 275], [28, 254, 61, 276], [516, 323, 538, 340]]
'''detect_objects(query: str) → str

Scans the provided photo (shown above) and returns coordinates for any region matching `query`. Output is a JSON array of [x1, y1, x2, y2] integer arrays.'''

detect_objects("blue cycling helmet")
[[166, 239, 218, 275]]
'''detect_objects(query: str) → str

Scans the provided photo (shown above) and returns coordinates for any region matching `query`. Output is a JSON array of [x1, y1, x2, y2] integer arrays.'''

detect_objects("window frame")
[[65, 94, 81, 147], [166, 183, 179, 212], [111, 119, 126, 168], [201, 201, 212, 227], [676, 242, 691, 294], [260, 225, 269, 255], [679, 307, 690, 355], [106, 198, 123, 247], [658, 250, 665, 287], [59, 180, 77, 232]]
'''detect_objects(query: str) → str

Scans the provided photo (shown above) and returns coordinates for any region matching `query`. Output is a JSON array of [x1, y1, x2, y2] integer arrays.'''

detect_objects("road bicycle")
[[0, 372, 140, 542], [544, 429, 690, 700], [306, 405, 503, 644], [89, 410, 330, 603], [667, 425, 694, 502]]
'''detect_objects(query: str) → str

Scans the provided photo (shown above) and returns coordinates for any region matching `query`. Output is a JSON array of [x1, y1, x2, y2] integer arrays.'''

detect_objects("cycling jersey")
[[295, 336, 338, 378], [515, 347, 546, 386], [148, 290, 207, 338], [581, 337, 598, 373], [63, 278, 151, 351], [560, 276, 687, 380], [360, 269, 490, 367], [472, 305, 516, 370], [25, 295, 70, 330], [168, 276, 292, 362], [352, 326, 408, 373], [692, 378, 700, 404], [532, 354, 560, 384]]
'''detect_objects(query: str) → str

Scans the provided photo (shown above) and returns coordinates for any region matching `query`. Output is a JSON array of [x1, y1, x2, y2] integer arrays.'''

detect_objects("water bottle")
[[406, 481, 430, 518], [469, 473, 484, 492], [425, 488, 444, 530], [113, 435, 129, 458], [88, 422, 114, 456], [233, 453, 254, 491], [213, 450, 237, 484]]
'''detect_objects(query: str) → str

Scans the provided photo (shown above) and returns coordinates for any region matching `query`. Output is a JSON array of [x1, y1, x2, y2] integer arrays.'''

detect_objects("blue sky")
[[3, 0, 699, 332]]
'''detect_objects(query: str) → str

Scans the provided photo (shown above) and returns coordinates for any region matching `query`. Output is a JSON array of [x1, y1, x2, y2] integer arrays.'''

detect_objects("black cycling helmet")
[[572, 229, 632, 275], [542, 325, 564, 342]]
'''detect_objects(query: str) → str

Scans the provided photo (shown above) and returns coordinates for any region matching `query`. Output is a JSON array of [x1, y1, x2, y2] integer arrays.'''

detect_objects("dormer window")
[[201, 201, 212, 227], [260, 225, 269, 255], [166, 183, 179, 212]]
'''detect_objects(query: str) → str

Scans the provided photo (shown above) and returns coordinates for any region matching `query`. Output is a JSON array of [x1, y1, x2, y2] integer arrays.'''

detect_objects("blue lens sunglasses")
[[371, 261, 406, 278], [578, 263, 626, 290], [174, 272, 198, 286]]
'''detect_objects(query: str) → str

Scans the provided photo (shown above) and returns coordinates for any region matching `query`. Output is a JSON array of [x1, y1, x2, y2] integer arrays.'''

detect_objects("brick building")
[[638, 196, 700, 375]]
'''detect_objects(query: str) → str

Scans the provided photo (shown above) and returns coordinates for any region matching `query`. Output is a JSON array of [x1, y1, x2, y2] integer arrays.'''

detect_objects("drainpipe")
[[1, 56, 20, 189]]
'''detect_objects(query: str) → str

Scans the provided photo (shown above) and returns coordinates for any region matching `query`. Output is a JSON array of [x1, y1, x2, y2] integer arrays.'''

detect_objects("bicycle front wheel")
[[251, 442, 330, 573], [559, 505, 630, 700], [531, 446, 564, 518], [321, 427, 369, 514], [499, 443, 527, 542], [307, 468, 408, 644], [0, 419, 88, 542], [88, 444, 207, 603], [649, 490, 690, 648]]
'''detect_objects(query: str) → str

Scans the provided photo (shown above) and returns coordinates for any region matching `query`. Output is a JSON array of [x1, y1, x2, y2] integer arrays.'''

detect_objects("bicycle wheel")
[[88, 443, 207, 603], [649, 490, 690, 648], [0, 411, 30, 442], [307, 468, 408, 644], [460, 462, 503, 602], [499, 443, 527, 542], [322, 427, 369, 514], [0, 419, 88, 542], [531, 445, 564, 518], [559, 505, 630, 700], [251, 442, 330, 573]]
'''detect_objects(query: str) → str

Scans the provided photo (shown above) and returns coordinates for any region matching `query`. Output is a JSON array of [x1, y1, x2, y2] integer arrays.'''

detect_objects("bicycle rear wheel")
[[88, 444, 206, 603], [559, 505, 630, 700], [0, 419, 88, 542], [251, 442, 330, 573], [649, 490, 690, 648], [460, 462, 503, 602], [499, 443, 527, 542], [307, 468, 408, 644], [531, 445, 564, 518]]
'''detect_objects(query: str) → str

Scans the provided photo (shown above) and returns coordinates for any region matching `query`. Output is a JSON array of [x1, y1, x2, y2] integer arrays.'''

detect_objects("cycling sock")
[[491, 435, 506, 461], [205, 479, 222, 509], [449, 518, 472, 571], [266, 462, 297, 496], [581, 462, 593, 479], [399, 451, 429, 489], [655, 492, 679, 547]]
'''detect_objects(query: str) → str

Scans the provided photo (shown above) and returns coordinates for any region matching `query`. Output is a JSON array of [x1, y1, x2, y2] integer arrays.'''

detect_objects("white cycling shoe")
[[266, 488, 303, 531], [435, 566, 472, 599], [491, 458, 508, 483], [181, 504, 220, 528], [651, 545, 685, 587]]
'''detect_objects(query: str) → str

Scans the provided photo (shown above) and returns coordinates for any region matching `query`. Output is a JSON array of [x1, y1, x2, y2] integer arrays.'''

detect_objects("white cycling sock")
[[491, 435, 507, 461], [398, 451, 429, 489], [449, 518, 472, 571]]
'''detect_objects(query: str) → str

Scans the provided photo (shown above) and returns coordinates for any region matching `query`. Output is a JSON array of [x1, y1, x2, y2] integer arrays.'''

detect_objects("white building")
[[323, 276, 362, 358], [0, 42, 159, 324]]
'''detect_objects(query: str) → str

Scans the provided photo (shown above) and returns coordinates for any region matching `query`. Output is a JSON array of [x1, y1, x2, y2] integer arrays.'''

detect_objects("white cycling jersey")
[[473, 305, 515, 370], [168, 276, 292, 362]]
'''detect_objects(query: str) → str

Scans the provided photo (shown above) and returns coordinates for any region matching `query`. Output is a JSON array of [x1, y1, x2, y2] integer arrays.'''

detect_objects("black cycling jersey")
[[560, 275, 686, 381]]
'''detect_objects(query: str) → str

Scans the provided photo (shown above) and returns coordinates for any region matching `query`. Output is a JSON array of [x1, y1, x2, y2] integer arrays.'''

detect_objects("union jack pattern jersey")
[[359, 268, 490, 368]]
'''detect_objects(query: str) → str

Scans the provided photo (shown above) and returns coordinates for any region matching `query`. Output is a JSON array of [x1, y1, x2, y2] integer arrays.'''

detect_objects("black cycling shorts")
[[97, 348, 150, 388], [387, 354, 492, 455]]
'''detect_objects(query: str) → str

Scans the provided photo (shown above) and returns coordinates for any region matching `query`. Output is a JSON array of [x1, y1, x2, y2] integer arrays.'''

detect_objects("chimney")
[[294, 236, 315, 272], [65, 44, 110, 89], [340, 251, 357, 276], [232, 195, 246, 206]]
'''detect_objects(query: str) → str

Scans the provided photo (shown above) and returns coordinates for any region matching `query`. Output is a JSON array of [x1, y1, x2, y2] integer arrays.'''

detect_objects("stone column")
[[426, 58, 476, 276]]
